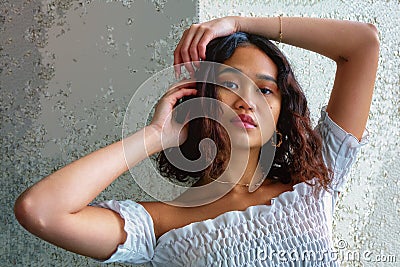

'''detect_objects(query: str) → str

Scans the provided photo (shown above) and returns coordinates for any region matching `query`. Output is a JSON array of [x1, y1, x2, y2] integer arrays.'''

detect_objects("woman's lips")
[[230, 114, 257, 129], [231, 121, 256, 129]]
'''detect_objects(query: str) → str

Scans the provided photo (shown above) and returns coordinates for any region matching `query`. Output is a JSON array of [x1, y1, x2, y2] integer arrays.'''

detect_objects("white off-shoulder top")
[[93, 106, 368, 266]]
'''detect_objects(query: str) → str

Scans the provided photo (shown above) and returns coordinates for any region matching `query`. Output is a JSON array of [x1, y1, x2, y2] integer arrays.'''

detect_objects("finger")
[[173, 55, 183, 80], [167, 79, 197, 93], [165, 86, 197, 101], [163, 80, 197, 100], [167, 88, 198, 106], [175, 80, 197, 90], [197, 29, 215, 60], [180, 25, 201, 75], [189, 28, 206, 68], [174, 29, 190, 79], [181, 58, 195, 78]]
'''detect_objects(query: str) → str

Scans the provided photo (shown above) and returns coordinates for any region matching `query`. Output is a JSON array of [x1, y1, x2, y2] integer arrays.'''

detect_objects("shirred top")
[[93, 106, 368, 266]]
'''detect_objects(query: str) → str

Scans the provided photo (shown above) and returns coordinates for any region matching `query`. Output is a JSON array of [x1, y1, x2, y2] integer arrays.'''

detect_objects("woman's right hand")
[[148, 80, 197, 149], [174, 16, 241, 76]]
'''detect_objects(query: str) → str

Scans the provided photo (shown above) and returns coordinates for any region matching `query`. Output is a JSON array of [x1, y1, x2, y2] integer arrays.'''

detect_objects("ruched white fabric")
[[92, 106, 368, 266]]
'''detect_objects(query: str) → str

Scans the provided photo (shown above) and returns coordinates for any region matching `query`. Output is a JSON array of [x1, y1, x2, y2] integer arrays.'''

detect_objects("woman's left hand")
[[174, 16, 240, 76]]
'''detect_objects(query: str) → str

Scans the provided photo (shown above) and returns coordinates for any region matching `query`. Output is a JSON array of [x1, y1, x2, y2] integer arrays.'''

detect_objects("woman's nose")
[[234, 92, 256, 111]]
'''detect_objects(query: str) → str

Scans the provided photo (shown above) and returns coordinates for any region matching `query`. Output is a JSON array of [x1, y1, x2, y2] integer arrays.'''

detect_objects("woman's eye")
[[221, 81, 239, 89], [259, 88, 272, 95]]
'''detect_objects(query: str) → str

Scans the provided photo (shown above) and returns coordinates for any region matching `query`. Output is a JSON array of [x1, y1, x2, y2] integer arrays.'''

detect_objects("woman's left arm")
[[243, 17, 380, 141], [175, 16, 380, 140]]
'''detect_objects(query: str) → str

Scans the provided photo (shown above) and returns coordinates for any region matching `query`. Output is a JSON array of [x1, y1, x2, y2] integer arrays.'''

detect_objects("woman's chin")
[[230, 140, 263, 150]]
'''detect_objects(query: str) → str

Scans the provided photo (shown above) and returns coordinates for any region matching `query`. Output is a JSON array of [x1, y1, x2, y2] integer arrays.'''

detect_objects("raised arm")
[[14, 83, 197, 260], [174, 16, 380, 140]]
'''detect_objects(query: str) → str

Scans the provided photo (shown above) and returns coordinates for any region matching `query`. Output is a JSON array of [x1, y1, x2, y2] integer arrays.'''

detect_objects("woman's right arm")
[[14, 127, 161, 260], [14, 85, 197, 260]]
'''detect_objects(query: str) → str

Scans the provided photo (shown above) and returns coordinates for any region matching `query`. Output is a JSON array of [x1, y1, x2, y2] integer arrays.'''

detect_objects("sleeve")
[[90, 199, 156, 264], [314, 106, 369, 195]]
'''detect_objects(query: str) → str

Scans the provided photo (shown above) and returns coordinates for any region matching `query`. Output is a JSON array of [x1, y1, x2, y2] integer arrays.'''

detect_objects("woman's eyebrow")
[[217, 67, 242, 76], [256, 74, 277, 84], [217, 67, 277, 84]]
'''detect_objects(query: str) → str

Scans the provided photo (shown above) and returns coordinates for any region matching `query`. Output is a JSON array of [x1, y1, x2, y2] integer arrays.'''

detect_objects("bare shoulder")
[[137, 201, 184, 239], [137, 200, 221, 239]]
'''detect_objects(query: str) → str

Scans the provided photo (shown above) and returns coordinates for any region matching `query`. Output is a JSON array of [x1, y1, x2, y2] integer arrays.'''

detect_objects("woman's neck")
[[201, 146, 264, 188]]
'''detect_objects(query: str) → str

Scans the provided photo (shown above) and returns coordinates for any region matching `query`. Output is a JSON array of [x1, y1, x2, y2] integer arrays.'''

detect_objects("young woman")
[[14, 16, 379, 266]]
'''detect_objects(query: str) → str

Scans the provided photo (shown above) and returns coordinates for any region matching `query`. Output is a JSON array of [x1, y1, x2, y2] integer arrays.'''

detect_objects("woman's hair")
[[157, 32, 332, 191]]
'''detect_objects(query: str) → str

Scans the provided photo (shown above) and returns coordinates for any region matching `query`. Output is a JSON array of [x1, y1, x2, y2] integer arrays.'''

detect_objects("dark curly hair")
[[157, 32, 332, 191]]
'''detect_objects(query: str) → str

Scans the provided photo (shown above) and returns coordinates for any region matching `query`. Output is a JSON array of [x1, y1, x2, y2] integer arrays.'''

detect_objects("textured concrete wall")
[[199, 0, 400, 266], [1, 0, 196, 266]]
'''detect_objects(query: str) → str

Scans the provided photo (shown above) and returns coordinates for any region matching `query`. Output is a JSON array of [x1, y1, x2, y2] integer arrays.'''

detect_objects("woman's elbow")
[[14, 194, 49, 236], [364, 23, 380, 50], [345, 22, 380, 63]]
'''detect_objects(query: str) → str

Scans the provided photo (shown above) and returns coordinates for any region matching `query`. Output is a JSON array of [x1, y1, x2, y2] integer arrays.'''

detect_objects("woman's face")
[[216, 45, 282, 148]]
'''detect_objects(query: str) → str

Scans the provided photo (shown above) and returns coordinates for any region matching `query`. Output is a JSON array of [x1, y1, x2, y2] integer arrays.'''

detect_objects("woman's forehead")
[[219, 46, 278, 80]]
